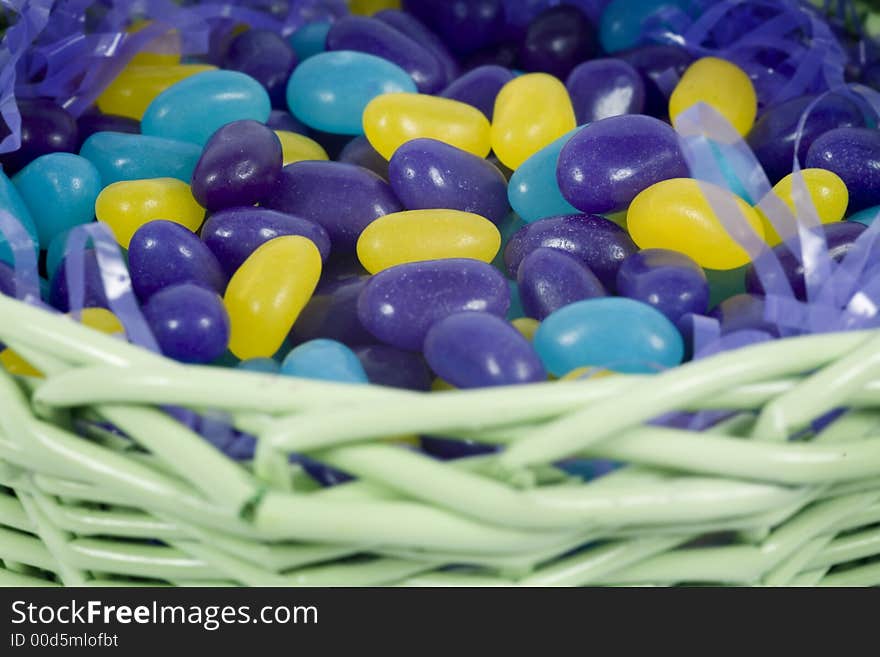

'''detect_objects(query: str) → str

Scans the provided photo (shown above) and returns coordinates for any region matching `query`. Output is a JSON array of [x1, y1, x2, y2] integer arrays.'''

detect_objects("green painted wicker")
[[1, 293, 880, 587]]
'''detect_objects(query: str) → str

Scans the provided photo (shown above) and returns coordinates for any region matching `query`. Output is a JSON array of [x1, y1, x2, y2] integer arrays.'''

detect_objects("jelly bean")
[[338, 136, 390, 179], [223, 29, 297, 108], [128, 220, 226, 301], [238, 358, 280, 374], [709, 294, 780, 337], [289, 21, 331, 61], [439, 65, 514, 120], [491, 73, 576, 170], [744, 222, 868, 300], [97, 64, 217, 120], [403, 0, 505, 55], [388, 138, 509, 224], [508, 128, 582, 223], [0, 261, 16, 297], [566, 58, 645, 124], [0, 349, 41, 378], [534, 297, 684, 376], [263, 161, 402, 251], [327, 16, 446, 93], [517, 247, 606, 320], [628, 179, 765, 270], [141, 71, 271, 146], [511, 317, 540, 341], [746, 94, 865, 184], [201, 207, 331, 277], [287, 51, 416, 135], [757, 169, 849, 245], [50, 250, 109, 312], [363, 93, 492, 160], [557, 114, 689, 215], [76, 110, 140, 149], [77, 307, 125, 336], [493, 211, 527, 270], [806, 127, 880, 213], [421, 435, 497, 459], [276, 131, 329, 165], [848, 205, 880, 226], [95, 178, 205, 248], [463, 41, 519, 71], [357, 258, 509, 350], [616, 249, 709, 322], [375, 9, 459, 86], [0, 99, 78, 175], [144, 283, 230, 364], [518, 5, 598, 80], [504, 213, 637, 290], [355, 344, 433, 390], [267, 110, 309, 135], [224, 236, 322, 359], [424, 312, 546, 388], [291, 276, 375, 346], [617, 44, 693, 119], [281, 338, 369, 383], [599, 0, 697, 53], [79, 131, 201, 185], [669, 57, 757, 137], [12, 154, 100, 249], [357, 209, 501, 273], [0, 171, 39, 266], [191, 120, 282, 211]]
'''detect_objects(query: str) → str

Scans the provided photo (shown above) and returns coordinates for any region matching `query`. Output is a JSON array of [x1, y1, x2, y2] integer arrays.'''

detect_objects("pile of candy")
[[3, 0, 880, 466]]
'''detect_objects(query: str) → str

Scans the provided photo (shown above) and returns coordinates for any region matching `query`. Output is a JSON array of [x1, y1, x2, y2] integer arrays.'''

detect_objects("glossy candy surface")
[[423, 312, 546, 388], [0, 171, 40, 265], [0, 99, 79, 175], [141, 71, 271, 146], [223, 236, 322, 359], [669, 57, 757, 137], [617, 44, 692, 119], [616, 249, 709, 322], [516, 247, 606, 320], [534, 297, 684, 376], [76, 111, 140, 148], [508, 128, 581, 223], [388, 138, 509, 224], [97, 64, 216, 120], [557, 114, 688, 215], [191, 120, 282, 211], [805, 127, 880, 213], [357, 258, 510, 350], [375, 9, 459, 87], [286, 50, 416, 134], [757, 169, 849, 245], [518, 5, 598, 79], [275, 131, 329, 165], [491, 73, 576, 170], [95, 178, 205, 248], [79, 131, 202, 185], [291, 276, 375, 346], [144, 283, 230, 364], [266, 109, 309, 134], [281, 338, 369, 383], [223, 29, 297, 108], [338, 136, 390, 178], [439, 65, 514, 119], [289, 21, 331, 60], [566, 58, 645, 124], [403, 0, 505, 55], [599, 0, 695, 53], [354, 344, 433, 390]]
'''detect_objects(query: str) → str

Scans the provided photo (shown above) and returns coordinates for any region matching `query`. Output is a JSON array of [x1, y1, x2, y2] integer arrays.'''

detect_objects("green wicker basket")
[[1, 292, 880, 587]]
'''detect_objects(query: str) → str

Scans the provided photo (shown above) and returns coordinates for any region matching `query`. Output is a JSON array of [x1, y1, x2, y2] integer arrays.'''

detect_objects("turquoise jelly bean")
[[0, 171, 39, 266], [281, 339, 369, 383], [506, 279, 526, 320], [286, 50, 417, 135], [533, 297, 684, 376], [13, 153, 101, 248], [238, 358, 280, 374], [848, 205, 880, 226], [80, 131, 202, 185], [46, 228, 71, 281], [142, 70, 271, 146], [289, 21, 331, 60], [599, 0, 699, 53], [508, 127, 582, 223], [492, 211, 526, 270]]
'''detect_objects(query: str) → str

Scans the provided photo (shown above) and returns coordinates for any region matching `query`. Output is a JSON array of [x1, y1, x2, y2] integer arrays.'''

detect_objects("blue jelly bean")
[[508, 128, 582, 223], [0, 99, 79, 175], [424, 312, 546, 388], [143, 283, 230, 364], [0, 171, 39, 266], [287, 50, 416, 135], [79, 131, 202, 185], [375, 9, 459, 87], [266, 109, 309, 135], [517, 247, 606, 320], [49, 249, 109, 312], [76, 110, 139, 149], [238, 358, 280, 374], [806, 127, 880, 213], [616, 249, 709, 323], [289, 21, 331, 61], [291, 276, 375, 347], [338, 136, 389, 179], [439, 65, 514, 120], [534, 297, 684, 375], [599, 0, 698, 53], [12, 153, 101, 248], [281, 338, 369, 383], [354, 344, 433, 391], [566, 58, 645, 124], [848, 205, 880, 226], [223, 29, 297, 109], [506, 278, 526, 320], [141, 71, 271, 146]]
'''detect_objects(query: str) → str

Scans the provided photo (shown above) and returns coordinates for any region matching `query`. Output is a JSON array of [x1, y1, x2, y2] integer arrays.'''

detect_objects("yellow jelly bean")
[[628, 178, 765, 270], [491, 73, 577, 170], [275, 130, 329, 165], [73, 307, 126, 336], [356, 209, 501, 273], [224, 236, 322, 359], [0, 349, 42, 378], [512, 317, 541, 341], [349, 0, 401, 14], [669, 57, 757, 137], [756, 168, 849, 245], [431, 377, 456, 392], [363, 93, 491, 160], [97, 64, 216, 120], [95, 178, 205, 249]]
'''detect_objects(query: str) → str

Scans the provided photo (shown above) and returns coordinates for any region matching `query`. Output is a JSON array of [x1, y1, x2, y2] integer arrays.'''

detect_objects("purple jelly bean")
[[516, 247, 606, 320], [616, 249, 709, 323], [421, 435, 498, 459], [806, 127, 880, 213], [201, 206, 331, 277], [504, 213, 637, 291], [326, 16, 446, 93], [357, 258, 510, 351], [223, 29, 298, 109], [338, 136, 389, 180], [263, 161, 402, 251], [439, 65, 515, 120], [128, 220, 227, 301], [557, 114, 689, 215], [76, 110, 139, 149], [375, 9, 459, 87], [354, 344, 433, 391], [748, 94, 865, 184], [463, 41, 519, 70], [403, 0, 506, 55], [191, 120, 283, 211], [424, 311, 546, 388], [617, 45, 693, 119], [143, 283, 230, 364], [709, 294, 780, 337], [518, 5, 598, 80], [0, 99, 79, 175], [388, 138, 509, 225], [290, 275, 376, 347], [266, 109, 310, 135], [566, 58, 646, 124], [49, 249, 109, 312]]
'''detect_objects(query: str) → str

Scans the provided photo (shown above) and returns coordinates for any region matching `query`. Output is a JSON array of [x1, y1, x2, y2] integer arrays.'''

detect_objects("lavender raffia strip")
[[0, 208, 41, 303]]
